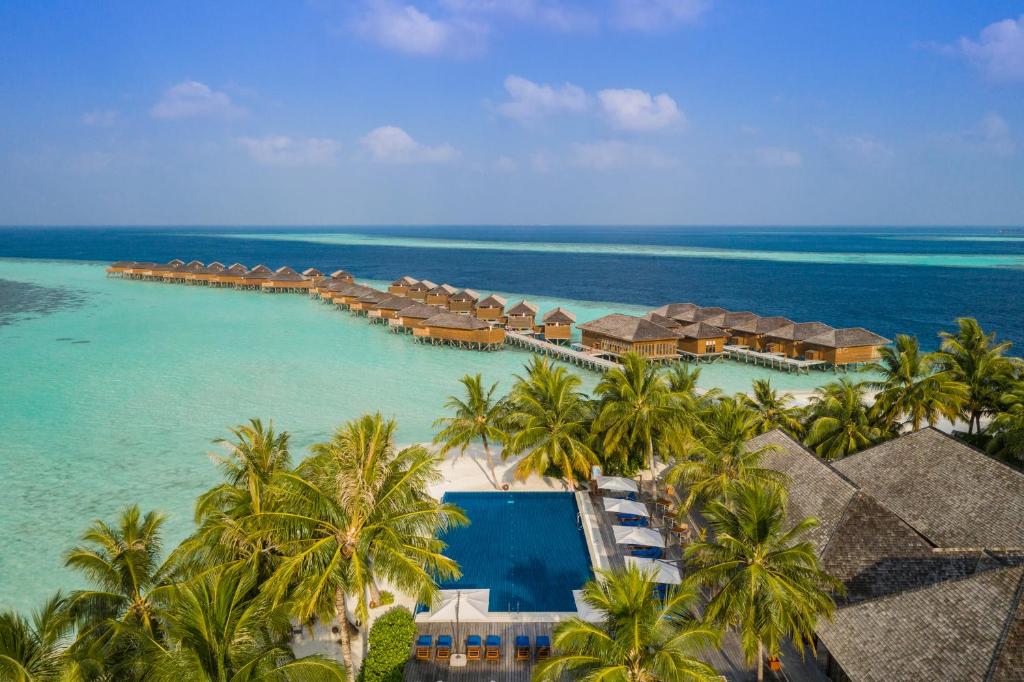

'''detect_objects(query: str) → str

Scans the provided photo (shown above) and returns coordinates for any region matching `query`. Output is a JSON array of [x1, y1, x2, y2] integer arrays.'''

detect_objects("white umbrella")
[[426, 589, 490, 652], [572, 590, 603, 622], [596, 476, 638, 493], [612, 525, 665, 548], [624, 556, 682, 584], [602, 498, 649, 517]]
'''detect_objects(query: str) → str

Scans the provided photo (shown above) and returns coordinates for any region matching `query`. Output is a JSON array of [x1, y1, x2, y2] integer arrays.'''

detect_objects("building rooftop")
[[677, 321, 727, 340], [803, 327, 892, 348], [542, 307, 576, 324], [449, 288, 480, 303], [579, 313, 682, 342], [507, 300, 539, 316], [422, 312, 491, 330], [763, 321, 835, 341], [730, 315, 795, 334], [650, 302, 699, 321], [477, 294, 507, 308], [372, 295, 417, 312]]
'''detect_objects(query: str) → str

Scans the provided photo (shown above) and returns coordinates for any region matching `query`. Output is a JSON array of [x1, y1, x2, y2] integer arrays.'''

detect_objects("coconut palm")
[[504, 357, 598, 489], [0, 594, 76, 681], [143, 567, 345, 681], [433, 374, 508, 489], [741, 379, 804, 437], [686, 482, 842, 682], [936, 317, 1021, 434], [665, 397, 786, 512], [533, 565, 721, 682], [259, 414, 466, 682], [986, 382, 1024, 465], [867, 335, 966, 432], [803, 378, 886, 460], [666, 363, 720, 409], [593, 352, 678, 482]]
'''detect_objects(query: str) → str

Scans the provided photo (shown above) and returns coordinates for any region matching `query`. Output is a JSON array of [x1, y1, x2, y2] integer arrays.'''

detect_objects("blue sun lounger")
[[466, 635, 482, 660], [515, 635, 530, 661], [435, 634, 452, 661], [616, 514, 649, 527], [535, 635, 551, 660], [630, 546, 663, 559], [485, 634, 501, 661], [414, 634, 432, 661]]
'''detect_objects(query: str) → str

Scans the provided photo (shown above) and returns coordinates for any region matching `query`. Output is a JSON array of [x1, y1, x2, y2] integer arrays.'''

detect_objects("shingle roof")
[[186, 260, 204, 268], [449, 289, 480, 303], [422, 312, 490, 330], [644, 312, 683, 330], [226, 263, 247, 274], [302, 268, 324, 277], [391, 275, 418, 287], [428, 284, 458, 296], [542, 307, 576, 324], [579, 314, 682, 342], [692, 306, 729, 321], [730, 315, 795, 334], [330, 269, 352, 279], [477, 294, 507, 308], [248, 264, 272, 274], [357, 290, 389, 304], [372, 295, 417, 312], [832, 428, 1024, 549], [720, 311, 759, 328], [409, 279, 437, 291], [207, 262, 225, 272], [398, 302, 443, 320], [650, 303, 699, 321], [761, 321, 834, 341], [677, 321, 727, 340], [168, 259, 185, 266], [507, 300, 538, 316], [803, 326, 890, 348]]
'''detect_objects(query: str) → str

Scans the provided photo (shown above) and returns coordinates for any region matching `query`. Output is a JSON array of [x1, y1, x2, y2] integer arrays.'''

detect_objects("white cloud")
[[360, 126, 458, 163], [569, 140, 677, 170], [751, 147, 802, 168], [835, 134, 894, 163], [151, 80, 244, 120], [497, 75, 589, 121], [353, 1, 486, 56], [597, 88, 682, 131], [438, 0, 596, 32], [237, 135, 342, 166], [81, 109, 120, 127], [613, 0, 711, 30], [954, 15, 1024, 83]]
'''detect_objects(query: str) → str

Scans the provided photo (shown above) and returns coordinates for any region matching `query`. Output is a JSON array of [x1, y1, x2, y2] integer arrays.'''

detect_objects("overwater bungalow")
[[644, 311, 684, 331], [691, 306, 729, 322], [676, 321, 728, 357], [262, 267, 312, 293], [121, 262, 156, 279], [426, 283, 458, 308], [350, 289, 389, 313], [413, 312, 505, 349], [211, 263, 248, 287], [330, 269, 355, 284], [447, 288, 479, 314], [407, 279, 437, 302], [392, 302, 443, 332], [506, 300, 539, 332], [800, 327, 891, 365], [475, 294, 507, 323], [302, 267, 324, 279], [368, 295, 417, 321], [388, 275, 418, 296], [579, 314, 681, 360], [760, 321, 834, 357], [238, 265, 273, 290], [105, 260, 135, 276], [333, 284, 377, 308], [728, 315, 795, 349], [650, 302, 699, 322], [541, 307, 575, 343]]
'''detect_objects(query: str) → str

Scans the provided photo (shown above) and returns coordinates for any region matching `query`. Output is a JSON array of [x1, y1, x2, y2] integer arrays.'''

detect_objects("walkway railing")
[[723, 344, 826, 373], [505, 331, 619, 372]]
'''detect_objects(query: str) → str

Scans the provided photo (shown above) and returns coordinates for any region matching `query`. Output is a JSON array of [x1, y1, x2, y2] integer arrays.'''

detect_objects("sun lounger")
[[652, 583, 669, 600], [535, 635, 551, 660], [629, 546, 663, 559], [617, 514, 649, 527], [485, 634, 501, 661], [515, 635, 530, 661], [415, 634, 432, 661], [435, 634, 452, 661], [466, 635, 482, 661]]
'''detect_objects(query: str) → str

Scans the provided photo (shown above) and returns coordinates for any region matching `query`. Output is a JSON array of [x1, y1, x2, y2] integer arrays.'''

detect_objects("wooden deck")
[[404, 621, 553, 682], [505, 331, 619, 372]]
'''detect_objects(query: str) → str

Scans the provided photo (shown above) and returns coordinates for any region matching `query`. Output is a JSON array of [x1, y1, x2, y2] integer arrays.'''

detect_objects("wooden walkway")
[[723, 345, 826, 373], [404, 621, 553, 682], [505, 332, 619, 372]]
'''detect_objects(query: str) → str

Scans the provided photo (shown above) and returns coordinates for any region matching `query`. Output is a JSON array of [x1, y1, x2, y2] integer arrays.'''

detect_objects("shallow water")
[[0, 258, 853, 611]]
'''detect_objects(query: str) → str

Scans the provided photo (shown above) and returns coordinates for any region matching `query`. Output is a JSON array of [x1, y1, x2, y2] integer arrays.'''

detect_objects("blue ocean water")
[[437, 492, 592, 612]]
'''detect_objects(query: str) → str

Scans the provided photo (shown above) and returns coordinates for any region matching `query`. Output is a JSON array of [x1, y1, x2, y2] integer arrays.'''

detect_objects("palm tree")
[[593, 352, 678, 482], [504, 357, 597, 489], [533, 566, 721, 682], [686, 482, 842, 682], [259, 414, 466, 682], [803, 378, 885, 459], [936, 317, 1021, 434], [867, 335, 966, 432], [144, 567, 345, 681], [433, 374, 508, 489], [666, 363, 720, 409], [0, 594, 75, 681], [986, 382, 1024, 465], [665, 397, 786, 512], [741, 379, 804, 437]]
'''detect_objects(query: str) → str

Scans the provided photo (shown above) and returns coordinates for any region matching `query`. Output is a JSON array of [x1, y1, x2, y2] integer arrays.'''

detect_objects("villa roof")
[[111, 261, 136, 267], [302, 268, 324, 277], [398, 302, 443, 320], [372, 296, 417, 312], [338, 284, 375, 297], [579, 314, 682, 342], [730, 315, 795, 334], [803, 327, 891, 348], [721, 311, 759, 328], [207, 262, 225, 272], [330, 269, 353, 280], [542, 307, 576, 324], [645, 312, 683, 330], [676, 321, 727, 340], [692, 306, 729, 321], [428, 284, 459, 296], [477, 294, 507, 308], [422, 312, 490, 331], [650, 303, 699, 321], [168, 259, 185, 266], [249, 264, 272, 274], [185, 260, 204, 268], [357, 290, 389, 304], [507, 300, 539, 316], [449, 289, 480, 303], [391, 275, 418, 287], [226, 263, 248, 274], [243, 269, 272, 279], [409, 279, 437, 292], [763, 321, 834, 341]]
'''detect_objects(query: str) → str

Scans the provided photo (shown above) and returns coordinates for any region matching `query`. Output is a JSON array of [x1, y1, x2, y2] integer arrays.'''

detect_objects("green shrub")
[[359, 606, 417, 682], [377, 590, 395, 607]]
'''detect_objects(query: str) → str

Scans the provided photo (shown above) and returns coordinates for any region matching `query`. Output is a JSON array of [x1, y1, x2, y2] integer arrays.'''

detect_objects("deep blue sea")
[[2, 225, 1023, 348]]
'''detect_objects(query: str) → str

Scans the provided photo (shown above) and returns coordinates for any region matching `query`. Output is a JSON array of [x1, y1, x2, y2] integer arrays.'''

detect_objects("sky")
[[1, 1, 1023, 226]]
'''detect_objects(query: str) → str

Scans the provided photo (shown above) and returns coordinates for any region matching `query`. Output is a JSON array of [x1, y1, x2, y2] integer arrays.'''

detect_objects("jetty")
[[724, 344, 825, 373], [505, 331, 618, 372]]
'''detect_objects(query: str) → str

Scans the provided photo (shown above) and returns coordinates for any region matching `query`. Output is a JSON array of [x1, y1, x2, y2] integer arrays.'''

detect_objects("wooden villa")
[[388, 276, 418, 297], [368, 295, 416, 321], [391, 302, 444, 332], [407, 279, 436, 302], [541, 307, 575, 343], [676, 321, 728, 357], [425, 283, 458, 308], [760, 321, 834, 357], [106, 260, 136, 276], [506, 300, 539, 332], [302, 267, 323, 279], [474, 294, 507, 323], [728, 315, 795, 349], [413, 312, 505, 349], [350, 289, 389, 313], [650, 302, 699, 322], [211, 263, 248, 287], [329, 269, 354, 284], [578, 314, 681, 360], [333, 284, 377, 308], [447, 288, 479, 314], [237, 264, 273, 290], [800, 327, 891, 365], [261, 266, 312, 293]]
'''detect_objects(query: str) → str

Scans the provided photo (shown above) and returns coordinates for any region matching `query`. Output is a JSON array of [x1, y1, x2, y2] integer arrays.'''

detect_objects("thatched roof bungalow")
[[394, 302, 444, 331], [541, 307, 575, 343], [650, 303, 700, 323], [388, 275, 418, 296], [448, 288, 480, 314], [579, 313, 681, 360], [729, 315, 795, 350], [262, 266, 312, 293], [760, 321, 834, 357], [801, 327, 891, 365], [350, 289, 389, 312], [407, 279, 437, 302], [426, 283, 459, 308], [413, 311, 505, 348], [368, 295, 417, 320], [475, 294, 507, 323], [675, 321, 728, 356], [506, 300, 539, 331]]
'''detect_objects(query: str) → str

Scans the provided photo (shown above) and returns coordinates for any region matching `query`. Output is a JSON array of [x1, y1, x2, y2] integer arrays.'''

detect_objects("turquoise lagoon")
[[0, 258, 839, 611]]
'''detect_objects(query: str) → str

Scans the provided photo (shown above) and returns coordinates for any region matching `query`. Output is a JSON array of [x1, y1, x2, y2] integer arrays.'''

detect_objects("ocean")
[[0, 225, 1021, 611]]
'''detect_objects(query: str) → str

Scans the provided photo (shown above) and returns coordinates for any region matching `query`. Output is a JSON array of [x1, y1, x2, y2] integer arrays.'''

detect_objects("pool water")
[[438, 492, 593, 612]]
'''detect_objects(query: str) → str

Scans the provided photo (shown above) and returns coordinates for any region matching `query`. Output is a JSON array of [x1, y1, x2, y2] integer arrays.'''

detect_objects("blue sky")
[[1, 1, 1022, 226]]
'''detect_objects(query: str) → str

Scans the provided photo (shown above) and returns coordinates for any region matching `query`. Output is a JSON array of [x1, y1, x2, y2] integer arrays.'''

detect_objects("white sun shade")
[[625, 556, 682, 584], [426, 589, 490, 622], [572, 590, 603, 622], [596, 476, 639, 493], [602, 498, 649, 516], [612, 525, 665, 548]]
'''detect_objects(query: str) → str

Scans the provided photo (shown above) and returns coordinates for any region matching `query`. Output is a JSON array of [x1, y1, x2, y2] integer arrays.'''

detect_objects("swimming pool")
[[438, 492, 593, 612]]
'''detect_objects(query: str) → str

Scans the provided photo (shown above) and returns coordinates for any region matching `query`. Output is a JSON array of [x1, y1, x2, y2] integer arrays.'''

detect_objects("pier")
[[505, 331, 619, 372], [723, 344, 825, 373]]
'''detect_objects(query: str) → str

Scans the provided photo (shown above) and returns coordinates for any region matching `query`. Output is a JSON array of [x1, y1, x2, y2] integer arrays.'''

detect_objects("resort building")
[[212, 263, 248, 287], [407, 279, 437, 302], [393, 302, 445, 331], [800, 327, 891, 365], [425, 283, 459, 308], [541, 307, 575, 343], [349, 289, 389, 313], [675, 321, 727, 356], [302, 268, 323, 279], [760, 321, 834, 357], [330, 269, 355, 283], [105, 260, 135, 276], [506, 300, 539, 332], [644, 311, 684, 331], [262, 266, 312, 293], [333, 284, 377, 308], [474, 294, 507, 323], [447, 288, 479, 314], [751, 428, 1024, 682], [578, 313, 681, 360], [368, 295, 417, 321], [389, 275, 418, 296], [650, 302, 700, 322], [727, 315, 796, 349], [413, 312, 505, 349]]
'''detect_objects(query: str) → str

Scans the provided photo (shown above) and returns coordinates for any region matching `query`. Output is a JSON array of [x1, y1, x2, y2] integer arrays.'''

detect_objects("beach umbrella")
[[572, 590, 603, 623], [596, 475, 638, 493], [602, 498, 649, 516], [624, 556, 682, 584], [612, 525, 665, 548], [426, 589, 490, 652]]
